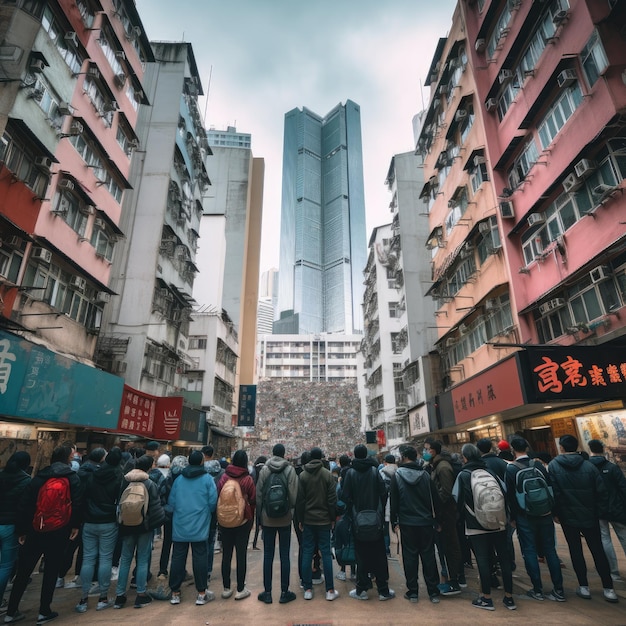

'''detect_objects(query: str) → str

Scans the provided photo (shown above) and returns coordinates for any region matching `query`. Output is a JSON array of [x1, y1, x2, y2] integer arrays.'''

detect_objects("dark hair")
[[476, 438, 493, 454], [384, 454, 396, 464], [272, 443, 286, 458], [354, 444, 368, 459], [588, 439, 604, 454], [105, 447, 122, 467], [401, 446, 418, 462], [254, 456, 267, 467], [51, 445, 73, 465], [461, 443, 481, 463], [559, 434, 578, 453], [531, 451, 552, 464], [189, 450, 203, 466], [135, 455, 154, 472], [310, 447, 323, 460], [232, 449, 248, 468], [5, 451, 31, 473], [430, 440, 443, 455], [88, 447, 107, 463], [300, 450, 311, 465], [201, 445, 214, 457], [61, 440, 76, 450], [509, 436, 529, 453], [339, 454, 351, 468]]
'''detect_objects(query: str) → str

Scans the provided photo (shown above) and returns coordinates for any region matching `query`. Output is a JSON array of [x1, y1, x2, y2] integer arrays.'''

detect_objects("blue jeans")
[[301, 524, 334, 592], [0, 524, 18, 600], [116, 532, 152, 595], [263, 525, 291, 593], [515, 514, 563, 592], [81, 522, 118, 598]]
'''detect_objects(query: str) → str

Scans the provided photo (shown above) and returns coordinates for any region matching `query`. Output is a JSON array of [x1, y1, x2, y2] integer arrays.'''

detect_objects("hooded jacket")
[[340, 457, 386, 519], [296, 459, 337, 526], [548, 453, 607, 528], [118, 469, 165, 535], [205, 459, 225, 486], [589, 455, 626, 523], [481, 452, 508, 481], [16, 461, 82, 536], [256, 456, 298, 527], [431, 451, 457, 509], [217, 464, 256, 523], [168, 464, 217, 542], [390, 462, 441, 527], [0, 467, 31, 526], [82, 461, 123, 524]]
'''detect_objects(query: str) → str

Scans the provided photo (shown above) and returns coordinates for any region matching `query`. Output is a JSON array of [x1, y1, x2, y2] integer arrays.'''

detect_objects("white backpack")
[[465, 468, 506, 531]]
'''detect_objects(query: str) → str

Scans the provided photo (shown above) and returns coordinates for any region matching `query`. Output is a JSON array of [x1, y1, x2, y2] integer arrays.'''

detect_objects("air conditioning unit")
[[557, 69, 576, 88], [29, 58, 45, 73], [459, 323, 468, 334], [7, 236, 23, 247], [94, 217, 106, 229], [87, 66, 100, 79], [57, 101, 72, 116], [70, 276, 86, 291], [125, 25, 141, 41], [474, 155, 486, 167], [539, 298, 566, 315], [445, 337, 455, 348], [553, 9, 569, 25], [128, 138, 139, 150], [102, 100, 118, 112], [593, 183, 616, 196], [114, 73, 126, 88], [455, 109, 468, 121], [133, 88, 144, 101], [574, 158, 596, 178], [479, 221, 491, 234], [35, 156, 52, 170], [64, 31, 79, 46], [499, 69, 514, 83], [499, 200, 515, 219], [95, 291, 111, 303], [68, 121, 83, 135], [590, 266, 610, 283], [80, 204, 95, 215], [32, 247, 52, 263], [485, 298, 498, 311], [475, 38, 486, 52], [562, 172, 581, 193], [485, 98, 497, 112], [527, 213, 545, 226], [59, 179, 74, 190], [52, 197, 69, 215], [115, 50, 126, 61]]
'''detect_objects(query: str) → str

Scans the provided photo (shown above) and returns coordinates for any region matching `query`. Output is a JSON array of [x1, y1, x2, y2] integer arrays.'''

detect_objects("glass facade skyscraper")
[[275, 100, 366, 335]]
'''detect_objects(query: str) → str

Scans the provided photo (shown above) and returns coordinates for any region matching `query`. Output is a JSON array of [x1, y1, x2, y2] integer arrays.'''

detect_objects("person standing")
[[216, 450, 256, 601], [251, 456, 268, 551], [588, 439, 626, 582], [505, 437, 564, 602], [168, 451, 217, 606], [296, 447, 339, 601], [342, 444, 394, 602], [390, 446, 441, 604], [548, 435, 617, 602], [256, 443, 298, 604], [5, 445, 82, 625], [201, 446, 224, 585], [379, 454, 397, 559], [114, 454, 165, 610]]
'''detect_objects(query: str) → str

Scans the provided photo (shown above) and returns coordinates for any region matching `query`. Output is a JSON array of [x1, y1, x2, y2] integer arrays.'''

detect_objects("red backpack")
[[33, 477, 72, 532]]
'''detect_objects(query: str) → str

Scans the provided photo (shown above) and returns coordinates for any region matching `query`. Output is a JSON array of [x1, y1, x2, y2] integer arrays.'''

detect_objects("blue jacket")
[[168, 464, 217, 542]]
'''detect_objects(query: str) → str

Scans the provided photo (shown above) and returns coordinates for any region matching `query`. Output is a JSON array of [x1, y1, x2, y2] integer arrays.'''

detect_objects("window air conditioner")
[[485, 298, 498, 311], [562, 172, 580, 193], [527, 213, 545, 226], [29, 58, 45, 73], [68, 121, 83, 135], [475, 38, 486, 52], [590, 266, 610, 283], [557, 69, 576, 88], [64, 31, 79, 47], [455, 109, 468, 122], [499, 200, 514, 219], [95, 291, 111, 303], [57, 101, 72, 116], [59, 179, 74, 190], [35, 156, 53, 170], [32, 247, 52, 263], [485, 98, 497, 112], [70, 276, 86, 291], [499, 69, 514, 83], [574, 158, 596, 178], [473, 155, 486, 166], [114, 73, 126, 88], [478, 221, 491, 233]]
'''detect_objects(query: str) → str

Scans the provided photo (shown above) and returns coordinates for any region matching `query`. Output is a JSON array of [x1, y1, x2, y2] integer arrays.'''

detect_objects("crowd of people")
[[0, 432, 625, 623]]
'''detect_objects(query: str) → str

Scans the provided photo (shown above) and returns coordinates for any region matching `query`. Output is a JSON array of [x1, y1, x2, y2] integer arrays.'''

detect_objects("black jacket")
[[341, 457, 387, 517], [0, 468, 31, 526], [482, 453, 508, 481], [504, 456, 552, 521], [16, 462, 82, 536], [589, 455, 626, 524], [390, 462, 441, 527], [548, 453, 607, 527], [83, 462, 124, 524], [118, 468, 165, 534]]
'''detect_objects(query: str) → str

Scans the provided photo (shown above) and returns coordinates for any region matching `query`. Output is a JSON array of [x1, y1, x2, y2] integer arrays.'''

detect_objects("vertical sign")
[[237, 384, 256, 427]]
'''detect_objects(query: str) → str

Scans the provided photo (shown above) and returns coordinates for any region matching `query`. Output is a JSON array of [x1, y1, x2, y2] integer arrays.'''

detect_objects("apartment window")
[[98, 29, 124, 76], [497, 78, 520, 121], [445, 187, 468, 234], [83, 78, 116, 127], [538, 83, 582, 149], [459, 104, 475, 145], [75, 0, 95, 28], [116, 122, 134, 157], [470, 162, 489, 194], [486, 0, 514, 59], [508, 139, 539, 189], [391, 333, 402, 355], [29, 76, 63, 128], [581, 30, 609, 87], [125, 84, 139, 112], [91, 218, 115, 262], [389, 302, 401, 318], [447, 256, 477, 297], [477, 216, 501, 263], [52, 190, 88, 236], [0, 244, 23, 284], [41, 6, 83, 74], [1, 128, 50, 197], [189, 336, 207, 350]]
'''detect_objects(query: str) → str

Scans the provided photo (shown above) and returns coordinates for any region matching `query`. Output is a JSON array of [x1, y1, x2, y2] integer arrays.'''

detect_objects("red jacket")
[[217, 464, 256, 523]]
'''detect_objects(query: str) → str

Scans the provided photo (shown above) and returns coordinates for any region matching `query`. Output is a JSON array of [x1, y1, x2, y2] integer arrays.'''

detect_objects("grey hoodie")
[[256, 456, 298, 527]]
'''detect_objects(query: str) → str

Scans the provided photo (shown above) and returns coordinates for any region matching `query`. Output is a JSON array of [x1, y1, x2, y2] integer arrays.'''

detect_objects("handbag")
[[352, 468, 384, 541]]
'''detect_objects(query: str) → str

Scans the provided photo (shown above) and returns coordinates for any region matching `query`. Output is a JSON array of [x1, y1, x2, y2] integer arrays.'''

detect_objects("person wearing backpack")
[[255, 443, 298, 604], [251, 455, 267, 551], [5, 444, 82, 625], [505, 436, 564, 603], [453, 443, 515, 611], [216, 450, 256, 601], [114, 454, 165, 610]]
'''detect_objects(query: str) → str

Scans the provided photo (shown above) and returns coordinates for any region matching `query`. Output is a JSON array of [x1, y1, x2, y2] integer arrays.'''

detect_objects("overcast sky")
[[136, 0, 456, 272]]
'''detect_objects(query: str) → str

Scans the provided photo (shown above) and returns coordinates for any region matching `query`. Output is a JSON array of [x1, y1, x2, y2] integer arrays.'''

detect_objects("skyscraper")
[[275, 100, 367, 335]]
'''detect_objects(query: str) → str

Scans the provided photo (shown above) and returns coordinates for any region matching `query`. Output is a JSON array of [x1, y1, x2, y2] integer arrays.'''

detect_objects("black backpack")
[[264, 469, 290, 518]]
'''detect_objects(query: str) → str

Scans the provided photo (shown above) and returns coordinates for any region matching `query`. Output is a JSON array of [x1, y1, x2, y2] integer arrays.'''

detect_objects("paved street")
[[9, 525, 626, 626]]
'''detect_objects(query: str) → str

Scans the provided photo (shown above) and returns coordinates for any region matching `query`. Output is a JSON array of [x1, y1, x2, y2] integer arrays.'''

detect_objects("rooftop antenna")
[[203, 65, 212, 123]]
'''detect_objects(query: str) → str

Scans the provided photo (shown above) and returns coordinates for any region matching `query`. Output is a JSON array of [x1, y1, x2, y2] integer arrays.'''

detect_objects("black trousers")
[[561, 522, 613, 588], [8, 528, 70, 616], [354, 535, 389, 595], [400, 524, 439, 597], [220, 521, 252, 592], [158, 518, 173, 575], [470, 531, 513, 595]]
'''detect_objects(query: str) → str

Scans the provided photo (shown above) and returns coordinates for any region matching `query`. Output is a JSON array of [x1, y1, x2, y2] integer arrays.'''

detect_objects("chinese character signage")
[[377, 429, 386, 448], [409, 404, 430, 436], [237, 385, 256, 427], [0, 330, 123, 428], [519, 346, 626, 403], [178, 405, 206, 444]]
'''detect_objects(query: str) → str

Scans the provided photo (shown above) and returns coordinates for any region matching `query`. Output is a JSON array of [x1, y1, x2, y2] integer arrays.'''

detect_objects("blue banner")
[[237, 384, 256, 427]]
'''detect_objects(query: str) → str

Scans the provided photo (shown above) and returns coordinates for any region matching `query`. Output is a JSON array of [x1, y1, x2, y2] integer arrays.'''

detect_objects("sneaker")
[[546, 588, 566, 602], [96, 599, 113, 611], [349, 573, 357, 582], [234, 588, 250, 600], [279, 591, 296, 604], [64, 576, 81, 589], [458, 574, 467, 588], [55, 577, 64, 589], [527, 589, 544, 601], [221, 588, 233, 599], [3, 613, 25, 624], [611, 574, 624, 583], [472, 596, 494, 611], [110, 567, 119, 581], [74, 598, 88, 614], [438, 582, 462, 596], [603, 588, 619, 603], [196, 590, 214, 605], [576, 586, 591, 600], [134, 594, 152, 608], [326, 589, 339, 601], [429, 594, 440, 604], [0, 600, 7, 616], [503, 596, 517, 610], [36, 613, 59, 625], [349, 589, 369, 600], [170, 593, 181, 605], [113, 595, 127, 609], [379, 589, 395, 601], [303, 589, 313, 600], [312, 574, 324, 585], [404, 591, 418, 603], [87, 583, 100, 597], [335, 571, 347, 581], [257, 591, 272, 604]]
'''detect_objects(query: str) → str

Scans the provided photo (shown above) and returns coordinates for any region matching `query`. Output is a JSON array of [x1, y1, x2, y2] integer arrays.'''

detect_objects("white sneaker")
[[312, 574, 324, 585], [326, 589, 339, 601], [196, 590, 214, 605], [170, 593, 181, 605], [611, 574, 624, 583], [304, 589, 313, 600], [64, 576, 81, 589], [335, 571, 347, 581], [234, 588, 250, 600], [88, 582, 100, 597], [349, 589, 369, 600], [221, 588, 233, 599], [576, 586, 591, 599], [603, 588, 618, 603], [110, 567, 119, 581], [55, 578, 64, 589], [96, 599, 113, 611]]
